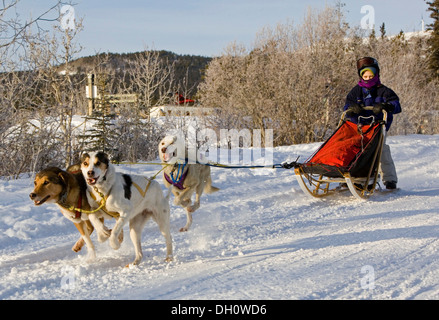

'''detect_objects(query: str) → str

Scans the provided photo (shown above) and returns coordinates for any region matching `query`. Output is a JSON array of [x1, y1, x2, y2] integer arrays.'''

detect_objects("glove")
[[373, 102, 395, 114], [383, 102, 395, 113], [346, 103, 363, 116]]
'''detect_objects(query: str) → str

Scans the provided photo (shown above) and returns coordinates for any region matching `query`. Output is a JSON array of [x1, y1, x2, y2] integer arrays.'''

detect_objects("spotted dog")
[[80, 151, 173, 266]]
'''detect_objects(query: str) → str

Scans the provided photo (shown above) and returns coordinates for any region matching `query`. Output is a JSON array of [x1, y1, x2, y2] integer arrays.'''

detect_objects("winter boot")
[[384, 181, 397, 190]]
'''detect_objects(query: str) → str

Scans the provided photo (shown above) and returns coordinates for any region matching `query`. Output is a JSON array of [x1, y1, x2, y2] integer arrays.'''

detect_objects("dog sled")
[[293, 107, 387, 200]]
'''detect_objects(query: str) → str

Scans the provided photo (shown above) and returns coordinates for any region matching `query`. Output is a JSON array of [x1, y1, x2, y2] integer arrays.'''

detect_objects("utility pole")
[[86, 73, 97, 115]]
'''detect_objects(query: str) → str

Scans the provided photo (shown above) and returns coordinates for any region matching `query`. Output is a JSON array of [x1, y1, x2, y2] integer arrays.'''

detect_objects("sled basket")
[[294, 107, 386, 199]]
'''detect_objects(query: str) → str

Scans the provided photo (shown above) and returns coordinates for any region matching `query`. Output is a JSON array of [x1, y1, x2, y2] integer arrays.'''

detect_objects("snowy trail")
[[1, 134, 439, 300]]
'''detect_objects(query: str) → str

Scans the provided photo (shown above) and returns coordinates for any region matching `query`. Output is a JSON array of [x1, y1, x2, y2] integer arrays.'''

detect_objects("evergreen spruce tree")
[[380, 22, 386, 39], [79, 74, 119, 158], [427, 0, 439, 78], [79, 110, 118, 156]]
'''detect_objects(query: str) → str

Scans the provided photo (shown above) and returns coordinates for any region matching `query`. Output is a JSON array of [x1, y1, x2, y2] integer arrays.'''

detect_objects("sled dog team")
[[29, 135, 219, 266]]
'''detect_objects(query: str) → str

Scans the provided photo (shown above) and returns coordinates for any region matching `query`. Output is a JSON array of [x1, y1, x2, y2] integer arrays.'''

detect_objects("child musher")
[[344, 57, 402, 189]]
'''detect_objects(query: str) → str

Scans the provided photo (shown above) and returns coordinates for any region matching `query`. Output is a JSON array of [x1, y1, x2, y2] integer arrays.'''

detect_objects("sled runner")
[[294, 107, 387, 200]]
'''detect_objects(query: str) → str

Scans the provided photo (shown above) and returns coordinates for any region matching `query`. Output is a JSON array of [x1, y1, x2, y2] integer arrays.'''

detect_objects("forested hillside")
[[66, 51, 211, 98]]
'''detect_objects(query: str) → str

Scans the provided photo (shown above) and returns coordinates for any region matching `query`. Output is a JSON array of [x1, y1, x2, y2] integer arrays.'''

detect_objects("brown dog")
[[29, 166, 113, 261], [159, 135, 219, 232]]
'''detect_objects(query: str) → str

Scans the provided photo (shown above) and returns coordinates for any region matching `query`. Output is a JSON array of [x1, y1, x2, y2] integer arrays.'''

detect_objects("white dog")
[[80, 151, 173, 266], [159, 135, 219, 232]]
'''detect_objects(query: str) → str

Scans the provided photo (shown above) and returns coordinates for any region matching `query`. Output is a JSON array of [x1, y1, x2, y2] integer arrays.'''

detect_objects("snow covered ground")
[[1, 134, 439, 300]]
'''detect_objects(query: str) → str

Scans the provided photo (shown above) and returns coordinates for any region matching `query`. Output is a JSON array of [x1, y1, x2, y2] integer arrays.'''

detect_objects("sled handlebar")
[[363, 106, 388, 123], [340, 106, 387, 126]]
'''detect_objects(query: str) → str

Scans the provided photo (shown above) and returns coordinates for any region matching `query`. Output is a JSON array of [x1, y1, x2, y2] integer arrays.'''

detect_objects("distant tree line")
[[71, 50, 211, 100], [199, 5, 439, 147]]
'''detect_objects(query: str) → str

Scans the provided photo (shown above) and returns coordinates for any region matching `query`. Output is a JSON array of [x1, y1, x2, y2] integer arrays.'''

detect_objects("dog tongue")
[[163, 153, 171, 162], [34, 195, 50, 205]]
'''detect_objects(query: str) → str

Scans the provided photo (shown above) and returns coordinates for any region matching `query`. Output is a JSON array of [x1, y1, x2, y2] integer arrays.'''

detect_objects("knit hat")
[[360, 67, 377, 77], [357, 57, 380, 77]]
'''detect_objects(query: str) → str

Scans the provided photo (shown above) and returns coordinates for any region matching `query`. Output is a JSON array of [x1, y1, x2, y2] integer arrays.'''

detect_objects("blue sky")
[[15, 0, 433, 57]]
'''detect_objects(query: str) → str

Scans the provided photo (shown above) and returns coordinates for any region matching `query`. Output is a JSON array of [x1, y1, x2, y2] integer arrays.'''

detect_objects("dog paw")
[[179, 226, 189, 232], [109, 235, 121, 250], [181, 199, 192, 207], [72, 243, 83, 252], [127, 255, 143, 267], [72, 237, 85, 252], [86, 251, 96, 263], [125, 262, 140, 268], [97, 231, 110, 243], [95, 227, 110, 242], [187, 204, 199, 213], [165, 256, 173, 262]]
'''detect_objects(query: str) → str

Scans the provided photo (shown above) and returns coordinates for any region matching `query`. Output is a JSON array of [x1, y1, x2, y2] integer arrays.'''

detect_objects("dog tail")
[[204, 176, 220, 194], [205, 185, 220, 194]]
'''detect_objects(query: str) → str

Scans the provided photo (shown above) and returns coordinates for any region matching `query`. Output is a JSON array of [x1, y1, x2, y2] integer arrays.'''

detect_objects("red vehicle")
[[176, 93, 195, 105]]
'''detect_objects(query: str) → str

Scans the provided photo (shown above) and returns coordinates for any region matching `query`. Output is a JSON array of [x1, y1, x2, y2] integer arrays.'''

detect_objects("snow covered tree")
[[0, 1, 81, 177], [79, 110, 119, 157], [427, 0, 439, 78]]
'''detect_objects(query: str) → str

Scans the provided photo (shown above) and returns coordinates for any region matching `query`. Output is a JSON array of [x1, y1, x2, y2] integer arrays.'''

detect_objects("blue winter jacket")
[[344, 84, 402, 131]]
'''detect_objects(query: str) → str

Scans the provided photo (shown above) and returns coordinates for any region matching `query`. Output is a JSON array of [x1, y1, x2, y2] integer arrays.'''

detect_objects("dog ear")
[[66, 163, 81, 173], [80, 152, 90, 163], [58, 170, 71, 186], [96, 151, 109, 166]]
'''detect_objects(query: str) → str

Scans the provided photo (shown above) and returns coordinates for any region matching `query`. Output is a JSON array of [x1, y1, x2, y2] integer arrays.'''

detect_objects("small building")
[[149, 105, 216, 118]]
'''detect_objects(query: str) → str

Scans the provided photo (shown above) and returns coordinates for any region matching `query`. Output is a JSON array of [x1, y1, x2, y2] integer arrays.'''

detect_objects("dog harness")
[[87, 177, 152, 219], [164, 163, 187, 190], [74, 193, 82, 219], [131, 178, 152, 197], [88, 190, 120, 219], [57, 187, 85, 220]]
